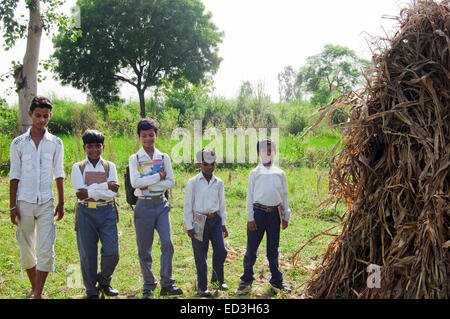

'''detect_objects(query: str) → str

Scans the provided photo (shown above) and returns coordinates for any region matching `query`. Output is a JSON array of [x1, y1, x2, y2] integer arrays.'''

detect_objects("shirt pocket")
[[42, 153, 54, 170], [21, 154, 32, 173]]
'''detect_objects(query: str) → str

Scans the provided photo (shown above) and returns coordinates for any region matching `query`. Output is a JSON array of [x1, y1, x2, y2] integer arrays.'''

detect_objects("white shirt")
[[70, 157, 118, 202], [246, 162, 291, 222], [128, 147, 175, 197], [9, 128, 65, 204], [183, 173, 226, 230]]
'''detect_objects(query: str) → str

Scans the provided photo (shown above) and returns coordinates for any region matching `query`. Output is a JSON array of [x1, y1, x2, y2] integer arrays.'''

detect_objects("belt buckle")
[[88, 202, 97, 209]]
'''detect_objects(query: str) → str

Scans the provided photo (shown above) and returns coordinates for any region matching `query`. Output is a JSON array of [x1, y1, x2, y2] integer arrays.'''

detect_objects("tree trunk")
[[13, 0, 42, 134], [137, 87, 146, 118]]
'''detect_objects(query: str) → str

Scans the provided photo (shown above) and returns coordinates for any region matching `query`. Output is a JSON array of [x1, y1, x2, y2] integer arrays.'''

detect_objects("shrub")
[[0, 102, 18, 138], [47, 99, 98, 135], [287, 113, 308, 135]]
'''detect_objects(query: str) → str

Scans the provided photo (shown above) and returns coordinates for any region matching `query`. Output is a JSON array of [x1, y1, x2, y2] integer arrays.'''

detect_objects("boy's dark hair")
[[137, 118, 158, 136], [257, 138, 276, 153], [82, 129, 105, 145], [30, 96, 53, 112]]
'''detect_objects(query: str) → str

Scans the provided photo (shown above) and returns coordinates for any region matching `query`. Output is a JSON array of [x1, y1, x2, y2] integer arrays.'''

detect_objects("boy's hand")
[[54, 202, 64, 221], [108, 181, 120, 193], [222, 225, 229, 238], [10, 207, 20, 226], [76, 188, 89, 200], [158, 167, 167, 181], [247, 221, 258, 232], [281, 220, 289, 230], [187, 229, 195, 239]]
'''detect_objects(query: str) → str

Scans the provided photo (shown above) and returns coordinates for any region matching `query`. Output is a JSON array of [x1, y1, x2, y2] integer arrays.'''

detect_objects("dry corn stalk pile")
[[305, 0, 450, 299]]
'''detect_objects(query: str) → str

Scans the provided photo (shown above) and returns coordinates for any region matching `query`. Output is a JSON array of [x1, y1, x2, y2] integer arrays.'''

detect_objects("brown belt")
[[253, 203, 278, 213], [196, 211, 219, 219]]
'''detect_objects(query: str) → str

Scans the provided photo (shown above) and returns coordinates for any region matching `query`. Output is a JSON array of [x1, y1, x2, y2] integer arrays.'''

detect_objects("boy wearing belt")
[[71, 130, 120, 299], [9, 96, 65, 299], [184, 148, 228, 297], [238, 139, 292, 293], [128, 118, 182, 298]]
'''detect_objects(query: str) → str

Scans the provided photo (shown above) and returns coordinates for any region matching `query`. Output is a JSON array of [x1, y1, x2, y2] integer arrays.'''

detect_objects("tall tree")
[[53, 0, 223, 118], [0, 0, 73, 133], [296, 44, 370, 106]]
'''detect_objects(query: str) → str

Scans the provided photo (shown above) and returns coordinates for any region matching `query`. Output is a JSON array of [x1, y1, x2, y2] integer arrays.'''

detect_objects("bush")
[[47, 99, 98, 135], [287, 113, 308, 135], [0, 102, 18, 138]]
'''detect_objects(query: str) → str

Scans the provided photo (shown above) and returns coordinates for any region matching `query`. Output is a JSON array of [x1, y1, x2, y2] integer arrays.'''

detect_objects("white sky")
[[0, 0, 407, 106]]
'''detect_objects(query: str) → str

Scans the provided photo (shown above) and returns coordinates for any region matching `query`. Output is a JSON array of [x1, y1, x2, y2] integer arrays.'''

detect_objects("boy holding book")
[[238, 139, 292, 293], [9, 96, 65, 299], [71, 129, 120, 299], [128, 118, 182, 298], [183, 148, 228, 297]]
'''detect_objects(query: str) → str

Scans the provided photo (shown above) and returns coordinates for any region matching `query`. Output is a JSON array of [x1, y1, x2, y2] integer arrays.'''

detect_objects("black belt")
[[253, 203, 278, 213]]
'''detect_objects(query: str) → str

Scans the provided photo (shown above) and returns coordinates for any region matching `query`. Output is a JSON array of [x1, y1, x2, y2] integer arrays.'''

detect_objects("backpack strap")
[[100, 159, 110, 179], [78, 159, 110, 180], [77, 160, 88, 176]]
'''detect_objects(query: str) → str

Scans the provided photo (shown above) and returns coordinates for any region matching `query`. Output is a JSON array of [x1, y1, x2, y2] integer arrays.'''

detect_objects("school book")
[[138, 159, 164, 177], [85, 172, 107, 186], [193, 212, 207, 242]]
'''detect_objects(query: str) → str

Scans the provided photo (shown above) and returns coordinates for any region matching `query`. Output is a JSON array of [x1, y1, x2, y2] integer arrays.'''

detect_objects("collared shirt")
[[128, 147, 175, 197], [183, 172, 226, 230], [70, 156, 118, 202], [246, 161, 291, 222], [9, 128, 65, 204]]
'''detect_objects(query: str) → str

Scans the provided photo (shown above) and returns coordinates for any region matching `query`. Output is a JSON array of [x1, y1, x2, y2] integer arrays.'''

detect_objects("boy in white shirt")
[[71, 130, 120, 299], [128, 118, 182, 298], [238, 139, 292, 293], [184, 148, 228, 297], [9, 96, 65, 299]]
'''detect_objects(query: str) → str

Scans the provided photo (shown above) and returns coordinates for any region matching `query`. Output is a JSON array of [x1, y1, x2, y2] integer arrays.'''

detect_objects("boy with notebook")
[[184, 148, 228, 297], [238, 139, 292, 293], [128, 118, 182, 298], [71, 130, 120, 299]]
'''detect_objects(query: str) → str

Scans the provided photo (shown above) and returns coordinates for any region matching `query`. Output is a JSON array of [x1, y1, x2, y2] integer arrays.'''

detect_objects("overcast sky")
[[0, 0, 407, 106]]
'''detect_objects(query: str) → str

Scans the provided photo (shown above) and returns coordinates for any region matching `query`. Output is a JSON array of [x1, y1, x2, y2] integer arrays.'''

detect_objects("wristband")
[[10, 206, 17, 211]]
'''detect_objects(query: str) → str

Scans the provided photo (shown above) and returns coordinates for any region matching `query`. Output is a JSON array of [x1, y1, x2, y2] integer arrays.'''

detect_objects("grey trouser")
[[134, 197, 175, 291], [76, 204, 119, 297]]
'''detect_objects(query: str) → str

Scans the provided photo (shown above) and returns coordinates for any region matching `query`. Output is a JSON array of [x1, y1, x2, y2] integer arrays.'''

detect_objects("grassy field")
[[0, 162, 344, 299]]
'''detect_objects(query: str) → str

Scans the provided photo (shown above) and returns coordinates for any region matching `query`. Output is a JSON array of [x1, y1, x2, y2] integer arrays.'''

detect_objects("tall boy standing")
[[128, 118, 182, 298], [183, 148, 228, 297], [71, 130, 120, 299], [9, 96, 65, 299], [238, 139, 292, 293]]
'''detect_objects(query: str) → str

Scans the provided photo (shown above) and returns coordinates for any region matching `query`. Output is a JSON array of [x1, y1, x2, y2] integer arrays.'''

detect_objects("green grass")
[[0, 164, 344, 299]]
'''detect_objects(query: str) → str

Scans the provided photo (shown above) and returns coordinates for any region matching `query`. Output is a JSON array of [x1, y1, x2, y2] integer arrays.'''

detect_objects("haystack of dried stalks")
[[305, 0, 449, 298]]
